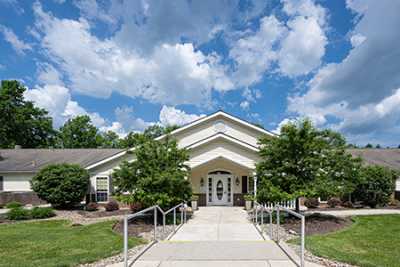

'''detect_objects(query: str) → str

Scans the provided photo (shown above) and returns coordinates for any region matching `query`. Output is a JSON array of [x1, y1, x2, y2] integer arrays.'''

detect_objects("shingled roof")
[[347, 149, 400, 171], [0, 149, 125, 172]]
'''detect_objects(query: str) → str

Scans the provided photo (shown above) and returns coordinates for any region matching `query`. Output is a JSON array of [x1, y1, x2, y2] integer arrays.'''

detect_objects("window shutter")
[[242, 176, 248, 193]]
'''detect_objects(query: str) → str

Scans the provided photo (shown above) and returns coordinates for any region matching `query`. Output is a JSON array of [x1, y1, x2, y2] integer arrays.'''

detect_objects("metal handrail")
[[123, 202, 188, 267], [253, 201, 273, 240], [276, 205, 305, 267]]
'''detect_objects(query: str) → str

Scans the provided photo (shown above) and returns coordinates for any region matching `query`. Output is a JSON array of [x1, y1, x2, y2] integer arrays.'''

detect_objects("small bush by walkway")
[[0, 220, 142, 266], [305, 215, 400, 267]]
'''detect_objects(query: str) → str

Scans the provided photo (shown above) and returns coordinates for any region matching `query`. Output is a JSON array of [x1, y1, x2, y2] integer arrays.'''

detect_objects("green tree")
[[58, 115, 102, 148], [120, 125, 179, 148], [113, 136, 192, 208], [0, 80, 55, 148], [352, 165, 397, 208], [365, 143, 373, 148], [256, 119, 361, 210], [31, 163, 89, 208], [100, 131, 121, 148]]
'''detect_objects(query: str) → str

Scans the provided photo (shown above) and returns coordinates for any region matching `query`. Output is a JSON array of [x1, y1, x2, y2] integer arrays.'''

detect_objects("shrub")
[[105, 200, 119, 212], [85, 202, 98, 212], [31, 207, 55, 219], [5, 201, 22, 209], [304, 198, 319, 209], [31, 163, 90, 208], [342, 201, 354, 208], [6, 207, 31, 220], [352, 165, 397, 208], [327, 197, 342, 208], [244, 194, 254, 201], [129, 202, 142, 212]]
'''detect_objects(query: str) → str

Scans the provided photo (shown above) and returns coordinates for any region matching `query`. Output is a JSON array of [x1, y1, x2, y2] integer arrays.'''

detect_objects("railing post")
[[276, 206, 280, 242], [269, 210, 272, 239], [261, 206, 264, 226], [181, 204, 184, 224], [184, 203, 187, 223], [173, 208, 176, 231], [301, 215, 305, 267], [154, 207, 157, 241], [163, 213, 166, 234], [255, 205, 258, 225], [123, 216, 128, 267]]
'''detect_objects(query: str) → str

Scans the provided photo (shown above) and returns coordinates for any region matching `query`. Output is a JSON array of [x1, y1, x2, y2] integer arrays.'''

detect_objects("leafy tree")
[[375, 144, 381, 149], [58, 115, 102, 148], [398, 144, 400, 149], [120, 124, 179, 148], [353, 165, 397, 208], [100, 131, 121, 148], [0, 80, 55, 148], [256, 119, 362, 210], [365, 143, 373, 148], [31, 164, 89, 208], [113, 136, 192, 208]]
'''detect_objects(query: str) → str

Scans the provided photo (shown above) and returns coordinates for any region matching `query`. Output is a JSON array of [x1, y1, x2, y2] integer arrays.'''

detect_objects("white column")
[[253, 174, 257, 197]]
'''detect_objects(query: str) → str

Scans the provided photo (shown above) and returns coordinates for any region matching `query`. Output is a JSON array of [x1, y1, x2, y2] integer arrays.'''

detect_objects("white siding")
[[396, 177, 400, 191], [173, 115, 264, 149], [2, 173, 34, 191]]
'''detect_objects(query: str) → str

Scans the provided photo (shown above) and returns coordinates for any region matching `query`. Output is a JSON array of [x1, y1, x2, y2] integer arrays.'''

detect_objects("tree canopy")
[[113, 136, 192, 208], [256, 119, 362, 205], [0, 80, 55, 148], [57, 115, 103, 148]]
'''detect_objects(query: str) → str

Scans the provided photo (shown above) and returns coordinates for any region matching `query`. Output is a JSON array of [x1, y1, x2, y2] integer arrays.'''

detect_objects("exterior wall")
[[187, 139, 260, 170], [172, 115, 265, 149], [2, 173, 34, 191], [396, 177, 400, 191]]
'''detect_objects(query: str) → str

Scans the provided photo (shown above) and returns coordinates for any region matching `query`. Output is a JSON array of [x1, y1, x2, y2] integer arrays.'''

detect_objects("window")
[[96, 176, 109, 202], [248, 177, 254, 194], [208, 177, 212, 202], [241, 176, 248, 193], [0, 176, 3, 191]]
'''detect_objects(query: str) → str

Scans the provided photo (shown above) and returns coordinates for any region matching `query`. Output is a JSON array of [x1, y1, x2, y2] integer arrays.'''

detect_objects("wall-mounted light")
[[235, 177, 240, 186], [200, 177, 205, 187]]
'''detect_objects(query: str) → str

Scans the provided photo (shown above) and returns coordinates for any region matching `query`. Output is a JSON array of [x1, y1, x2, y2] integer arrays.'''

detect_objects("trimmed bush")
[[327, 197, 342, 208], [353, 165, 397, 208], [31, 163, 90, 208], [105, 200, 119, 212], [31, 207, 55, 219], [5, 201, 22, 209], [304, 198, 319, 209], [85, 202, 98, 212], [7, 208, 31, 220]]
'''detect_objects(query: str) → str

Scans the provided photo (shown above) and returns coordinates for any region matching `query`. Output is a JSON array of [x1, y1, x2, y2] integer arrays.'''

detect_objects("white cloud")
[[36, 63, 64, 86], [32, 2, 233, 106], [272, 118, 296, 134], [74, 0, 116, 25], [350, 33, 366, 47], [0, 25, 32, 55], [240, 101, 250, 110], [229, 16, 286, 87], [159, 106, 205, 126], [114, 106, 154, 133]]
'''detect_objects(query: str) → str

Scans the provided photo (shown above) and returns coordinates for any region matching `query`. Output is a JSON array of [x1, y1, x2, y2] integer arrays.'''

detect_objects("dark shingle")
[[0, 149, 125, 172], [347, 149, 400, 171]]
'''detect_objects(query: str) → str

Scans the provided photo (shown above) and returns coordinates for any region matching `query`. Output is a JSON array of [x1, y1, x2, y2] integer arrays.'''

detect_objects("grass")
[[0, 220, 143, 267], [305, 215, 400, 267]]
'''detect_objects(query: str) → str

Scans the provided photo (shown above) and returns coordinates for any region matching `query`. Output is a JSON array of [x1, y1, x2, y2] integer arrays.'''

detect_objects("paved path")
[[308, 208, 400, 217], [131, 207, 297, 267]]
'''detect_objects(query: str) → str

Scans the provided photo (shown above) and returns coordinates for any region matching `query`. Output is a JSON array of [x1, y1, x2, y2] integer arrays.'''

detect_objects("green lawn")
[[305, 215, 400, 267], [0, 220, 143, 267]]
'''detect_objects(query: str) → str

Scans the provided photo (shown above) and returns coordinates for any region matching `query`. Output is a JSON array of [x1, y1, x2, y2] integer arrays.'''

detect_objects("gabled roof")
[[348, 149, 400, 171], [156, 110, 276, 141], [0, 149, 126, 172]]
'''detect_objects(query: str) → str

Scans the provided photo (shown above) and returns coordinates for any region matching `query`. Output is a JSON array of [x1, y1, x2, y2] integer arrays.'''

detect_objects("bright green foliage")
[[6, 207, 31, 220], [113, 136, 192, 208], [5, 201, 22, 209], [119, 124, 179, 148], [0, 80, 55, 148], [30, 207, 55, 219], [305, 215, 400, 267], [100, 130, 122, 148], [353, 165, 397, 207], [0, 220, 142, 266], [57, 115, 103, 148], [31, 164, 89, 208], [256, 119, 362, 204]]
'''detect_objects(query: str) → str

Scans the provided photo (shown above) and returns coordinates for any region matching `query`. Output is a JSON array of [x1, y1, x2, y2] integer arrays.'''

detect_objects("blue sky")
[[1, 0, 399, 147]]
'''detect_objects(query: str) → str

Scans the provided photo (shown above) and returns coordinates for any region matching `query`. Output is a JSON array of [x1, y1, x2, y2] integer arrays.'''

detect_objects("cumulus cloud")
[[159, 106, 205, 126], [32, 2, 233, 106], [288, 0, 400, 145], [0, 25, 32, 55]]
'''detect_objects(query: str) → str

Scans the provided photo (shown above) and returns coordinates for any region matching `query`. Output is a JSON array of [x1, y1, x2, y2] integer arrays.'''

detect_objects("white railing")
[[123, 202, 187, 267], [252, 202, 305, 267], [264, 199, 296, 210]]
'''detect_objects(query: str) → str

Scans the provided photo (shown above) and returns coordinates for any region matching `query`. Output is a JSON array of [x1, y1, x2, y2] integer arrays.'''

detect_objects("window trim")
[[95, 176, 109, 203]]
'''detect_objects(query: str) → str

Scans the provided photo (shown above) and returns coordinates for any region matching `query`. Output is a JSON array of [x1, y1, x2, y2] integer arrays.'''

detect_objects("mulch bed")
[[282, 213, 352, 235], [77, 209, 131, 218], [113, 217, 155, 237]]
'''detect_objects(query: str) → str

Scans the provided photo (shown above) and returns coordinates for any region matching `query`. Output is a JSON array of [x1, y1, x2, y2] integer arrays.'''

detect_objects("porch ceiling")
[[188, 155, 255, 171]]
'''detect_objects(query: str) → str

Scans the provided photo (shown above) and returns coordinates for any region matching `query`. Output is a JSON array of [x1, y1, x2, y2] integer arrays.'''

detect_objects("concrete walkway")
[[131, 207, 297, 267], [308, 208, 400, 217]]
